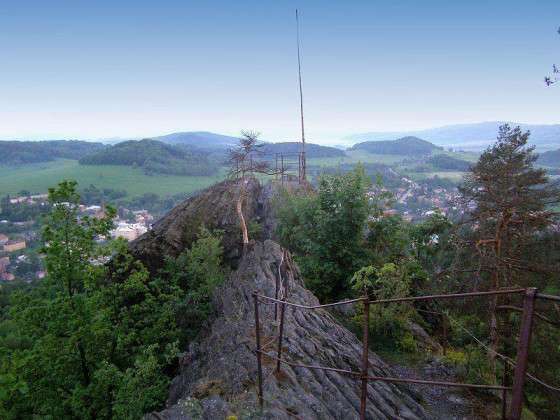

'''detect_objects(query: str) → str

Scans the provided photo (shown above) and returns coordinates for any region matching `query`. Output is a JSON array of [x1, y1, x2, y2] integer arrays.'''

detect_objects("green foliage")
[[80, 184, 127, 205], [162, 227, 226, 342], [442, 345, 493, 386], [350, 136, 442, 155], [0, 181, 184, 419], [0, 140, 106, 165], [276, 166, 371, 301], [247, 220, 263, 241], [351, 263, 418, 352], [261, 142, 345, 158], [426, 154, 471, 171], [0, 194, 51, 222], [79, 139, 218, 176], [367, 215, 409, 266]]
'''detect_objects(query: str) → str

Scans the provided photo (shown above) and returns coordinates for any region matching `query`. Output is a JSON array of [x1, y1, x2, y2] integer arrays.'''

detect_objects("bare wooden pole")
[[296, 9, 306, 183]]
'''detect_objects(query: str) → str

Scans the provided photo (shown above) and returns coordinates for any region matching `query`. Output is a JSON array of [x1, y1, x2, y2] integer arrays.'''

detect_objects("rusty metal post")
[[509, 288, 536, 420], [274, 273, 279, 320], [276, 301, 286, 373], [442, 314, 448, 356], [253, 292, 264, 408], [501, 359, 508, 420], [360, 297, 370, 420]]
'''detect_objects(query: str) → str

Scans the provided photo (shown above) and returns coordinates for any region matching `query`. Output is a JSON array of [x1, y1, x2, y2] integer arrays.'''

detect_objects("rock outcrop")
[[149, 241, 426, 419], [136, 179, 427, 419], [130, 178, 264, 271]]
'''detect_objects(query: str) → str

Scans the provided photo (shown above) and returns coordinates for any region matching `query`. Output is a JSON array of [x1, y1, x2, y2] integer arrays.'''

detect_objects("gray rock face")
[[130, 178, 264, 272], [135, 179, 428, 419], [150, 241, 426, 419]]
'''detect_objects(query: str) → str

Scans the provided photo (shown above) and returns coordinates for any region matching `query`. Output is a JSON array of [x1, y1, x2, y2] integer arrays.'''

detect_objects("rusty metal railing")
[[252, 287, 558, 420]]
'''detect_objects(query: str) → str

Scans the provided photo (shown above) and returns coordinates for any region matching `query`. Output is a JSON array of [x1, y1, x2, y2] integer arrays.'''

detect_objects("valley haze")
[[1, 120, 559, 151]]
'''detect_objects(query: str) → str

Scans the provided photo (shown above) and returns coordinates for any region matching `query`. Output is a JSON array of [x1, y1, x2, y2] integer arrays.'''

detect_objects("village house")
[[111, 222, 148, 242], [0, 233, 8, 245], [3, 239, 26, 253]]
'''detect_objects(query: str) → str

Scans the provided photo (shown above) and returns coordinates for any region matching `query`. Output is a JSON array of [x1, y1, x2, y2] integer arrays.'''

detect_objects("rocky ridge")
[[136, 179, 428, 419]]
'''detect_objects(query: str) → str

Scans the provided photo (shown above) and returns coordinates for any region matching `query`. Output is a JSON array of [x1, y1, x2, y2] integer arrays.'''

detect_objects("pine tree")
[[458, 124, 560, 372]]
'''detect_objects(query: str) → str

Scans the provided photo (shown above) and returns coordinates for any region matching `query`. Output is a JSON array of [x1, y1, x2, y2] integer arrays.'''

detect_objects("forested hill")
[[347, 122, 560, 151], [538, 148, 560, 167], [79, 139, 218, 176], [0, 140, 106, 164], [153, 131, 238, 149], [426, 154, 472, 171], [260, 142, 345, 158], [349, 136, 442, 155]]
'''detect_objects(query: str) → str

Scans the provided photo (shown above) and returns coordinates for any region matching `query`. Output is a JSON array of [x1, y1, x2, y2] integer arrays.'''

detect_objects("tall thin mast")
[[296, 9, 306, 182]]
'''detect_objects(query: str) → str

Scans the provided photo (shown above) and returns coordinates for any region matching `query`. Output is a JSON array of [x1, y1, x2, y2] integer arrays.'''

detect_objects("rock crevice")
[[135, 179, 427, 419], [151, 240, 426, 419]]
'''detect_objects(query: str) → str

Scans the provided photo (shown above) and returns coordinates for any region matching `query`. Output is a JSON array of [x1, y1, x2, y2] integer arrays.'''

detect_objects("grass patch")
[[0, 160, 227, 198]]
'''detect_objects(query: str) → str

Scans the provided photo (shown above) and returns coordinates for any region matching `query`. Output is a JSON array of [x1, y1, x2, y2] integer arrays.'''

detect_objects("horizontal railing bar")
[[366, 375, 511, 391], [536, 293, 560, 303], [367, 288, 526, 305], [256, 350, 509, 391], [256, 289, 527, 310], [257, 350, 360, 376], [256, 294, 366, 309]]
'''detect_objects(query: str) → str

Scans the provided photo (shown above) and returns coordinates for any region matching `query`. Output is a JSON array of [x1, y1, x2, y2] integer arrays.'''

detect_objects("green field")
[[0, 160, 228, 198], [307, 150, 409, 167], [0, 149, 480, 200]]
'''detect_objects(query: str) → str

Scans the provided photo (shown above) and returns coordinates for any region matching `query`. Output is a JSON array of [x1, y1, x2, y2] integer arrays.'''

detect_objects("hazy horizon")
[[1, 0, 559, 142]]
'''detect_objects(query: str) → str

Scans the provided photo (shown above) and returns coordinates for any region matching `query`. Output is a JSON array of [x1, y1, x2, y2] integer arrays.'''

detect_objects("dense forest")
[[426, 154, 472, 171], [0, 140, 106, 165], [79, 139, 219, 176], [350, 136, 443, 155], [0, 181, 227, 418], [260, 141, 345, 158]]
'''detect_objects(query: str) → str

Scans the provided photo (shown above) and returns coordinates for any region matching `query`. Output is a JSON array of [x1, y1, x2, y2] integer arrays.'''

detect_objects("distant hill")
[[349, 136, 442, 155], [426, 154, 472, 171], [0, 140, 106, 165], [79, 139, 217, 176], [347, 122, 560, 151], [153, 131, 239, 149], [260, 142, 345, 158], [538, 149, 560, 168]]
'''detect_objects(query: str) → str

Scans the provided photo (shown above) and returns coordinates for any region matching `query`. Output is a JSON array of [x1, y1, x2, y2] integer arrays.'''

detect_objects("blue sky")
[[0, 0, 558, 142]]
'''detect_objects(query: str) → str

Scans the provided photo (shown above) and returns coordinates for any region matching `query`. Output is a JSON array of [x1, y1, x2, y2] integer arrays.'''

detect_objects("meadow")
[[0, 159, 227, 198], [0, 148, 478, 200]]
